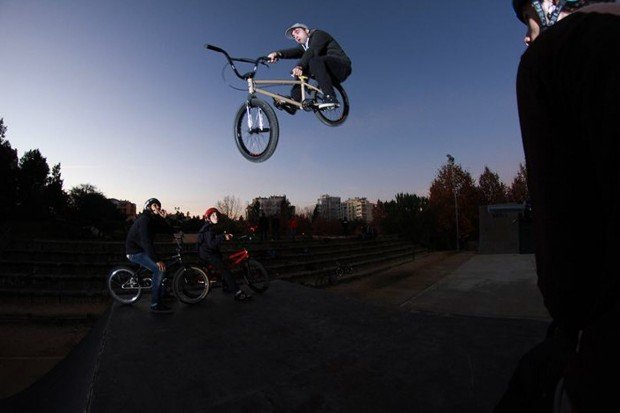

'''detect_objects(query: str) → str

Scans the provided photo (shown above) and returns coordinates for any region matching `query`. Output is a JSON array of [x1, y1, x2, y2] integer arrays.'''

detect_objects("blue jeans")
[[127, 253, 165, 307]]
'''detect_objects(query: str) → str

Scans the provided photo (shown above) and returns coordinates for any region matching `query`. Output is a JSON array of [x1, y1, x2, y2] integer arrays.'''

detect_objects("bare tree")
[[216, 195, 243, 219], [301, 205, 315, 218]]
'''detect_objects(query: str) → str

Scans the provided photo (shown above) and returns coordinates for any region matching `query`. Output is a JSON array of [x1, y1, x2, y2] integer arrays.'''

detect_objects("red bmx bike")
[[198, 238, 270, 294]]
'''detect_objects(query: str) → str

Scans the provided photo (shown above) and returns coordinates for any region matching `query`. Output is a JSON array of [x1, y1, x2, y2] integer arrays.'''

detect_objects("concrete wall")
[[478, 204, 534, 254]]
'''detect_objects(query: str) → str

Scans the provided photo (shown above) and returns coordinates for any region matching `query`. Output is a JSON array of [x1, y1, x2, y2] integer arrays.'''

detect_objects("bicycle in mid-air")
[[205, 44, 350, 163], [107, 234, 210, 305]]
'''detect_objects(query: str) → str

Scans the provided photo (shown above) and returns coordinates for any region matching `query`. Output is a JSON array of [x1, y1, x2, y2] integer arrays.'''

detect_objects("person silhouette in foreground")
[[197, 208, 252, 302], [267, 23, 351, 114], [495, 1, 620, 412], [125, 198, 176, 314]]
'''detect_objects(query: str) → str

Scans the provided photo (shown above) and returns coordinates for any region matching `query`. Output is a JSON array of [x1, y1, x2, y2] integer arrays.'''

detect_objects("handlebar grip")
[[205, 44, 225, 53]]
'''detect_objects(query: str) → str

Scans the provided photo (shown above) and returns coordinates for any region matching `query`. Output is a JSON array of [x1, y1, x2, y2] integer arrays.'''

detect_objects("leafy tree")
[[374, 193, 431, 244], [69, 184, 124, 236], [311, 204, 320, 222], [246, 199, 261, 224], [0, 118, 19, 217], [478, 166, 507, 205], [429, 156, 479, 249], [45, 163, 69, 217], [17, 149, 51, 217], [507, 163, 529, 203], [278, 197, 295, 222]]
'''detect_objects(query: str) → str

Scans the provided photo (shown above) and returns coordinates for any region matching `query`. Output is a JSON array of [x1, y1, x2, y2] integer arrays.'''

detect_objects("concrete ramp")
[[2, 280, 547, 412]]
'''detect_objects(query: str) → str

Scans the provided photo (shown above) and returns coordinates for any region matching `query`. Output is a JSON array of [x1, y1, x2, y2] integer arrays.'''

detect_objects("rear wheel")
[[108, 267, 142, 304], [173, 266, 210, 304], [233, 98, 279, 163], [314, 83, 349, 127], [244, 259, 269, 293]]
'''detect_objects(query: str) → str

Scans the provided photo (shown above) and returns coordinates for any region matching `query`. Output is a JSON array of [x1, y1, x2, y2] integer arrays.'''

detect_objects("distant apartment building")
[[109, 198, 137, 219], [247, 195, 294, 218], [342, 197, 374, 223], [316, 194, 342, 220]]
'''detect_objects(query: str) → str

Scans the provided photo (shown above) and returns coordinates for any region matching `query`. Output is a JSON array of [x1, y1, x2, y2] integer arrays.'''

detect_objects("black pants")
[[291, 56, 351, 101], [202, 253, 238, 293], [496, 10, 620, 412]]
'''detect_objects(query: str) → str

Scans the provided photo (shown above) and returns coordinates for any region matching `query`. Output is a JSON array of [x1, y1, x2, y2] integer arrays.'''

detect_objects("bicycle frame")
[[127, 237, 185, 288], [205, 44, 324, 109], [249, 77, 322, 109], [227, 249, 250, 267]]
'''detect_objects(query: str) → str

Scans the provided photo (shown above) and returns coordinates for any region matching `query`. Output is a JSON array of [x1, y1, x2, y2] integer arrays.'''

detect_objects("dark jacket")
[[277, 29, 351, 71], [197, 221, 225, 259], [125, 212, 173, 260]]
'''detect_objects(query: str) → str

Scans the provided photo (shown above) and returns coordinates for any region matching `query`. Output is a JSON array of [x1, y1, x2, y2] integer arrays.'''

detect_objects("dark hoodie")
[[197, 221, 225, 259], [125, 212, 173, 261]]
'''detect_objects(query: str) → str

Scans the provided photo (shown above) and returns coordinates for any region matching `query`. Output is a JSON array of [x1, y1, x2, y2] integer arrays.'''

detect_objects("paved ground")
[[1, 252, 551, 412], [332, 252, 549, 321]]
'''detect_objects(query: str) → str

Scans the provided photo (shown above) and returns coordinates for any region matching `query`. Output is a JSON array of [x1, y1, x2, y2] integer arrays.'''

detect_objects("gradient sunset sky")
[[0, 0, 527, 216]]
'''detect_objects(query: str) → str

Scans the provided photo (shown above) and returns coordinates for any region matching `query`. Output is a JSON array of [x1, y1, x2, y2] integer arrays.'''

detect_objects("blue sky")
[[0, 0, 527, 216]]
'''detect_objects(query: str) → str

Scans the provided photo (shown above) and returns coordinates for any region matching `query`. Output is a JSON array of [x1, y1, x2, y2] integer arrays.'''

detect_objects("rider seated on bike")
[[197, 208, 252, 302], [125, 198, 177, 314], [267, 23, 352, 114]]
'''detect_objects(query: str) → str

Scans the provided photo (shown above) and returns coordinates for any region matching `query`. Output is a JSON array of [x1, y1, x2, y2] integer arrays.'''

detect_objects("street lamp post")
[[447, 154, 460, 251]]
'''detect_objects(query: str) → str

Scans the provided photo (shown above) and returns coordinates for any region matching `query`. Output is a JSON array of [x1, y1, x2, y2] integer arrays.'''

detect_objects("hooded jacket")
[[125, 212, 173, 261], [197, 221, 225, 259]]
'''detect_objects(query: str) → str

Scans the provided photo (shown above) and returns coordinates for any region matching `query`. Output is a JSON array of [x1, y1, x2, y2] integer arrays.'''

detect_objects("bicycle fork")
[[246, 103, 264, 131], [245, 100, 269, 134]]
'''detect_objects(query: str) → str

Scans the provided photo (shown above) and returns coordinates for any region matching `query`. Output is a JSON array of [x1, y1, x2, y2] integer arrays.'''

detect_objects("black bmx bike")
[[205, 44, 350, 163], [107, 235, 210, 305]]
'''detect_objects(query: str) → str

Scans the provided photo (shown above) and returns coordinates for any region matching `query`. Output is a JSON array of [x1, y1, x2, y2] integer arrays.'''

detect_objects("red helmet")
[[204, 207, 220, 219]]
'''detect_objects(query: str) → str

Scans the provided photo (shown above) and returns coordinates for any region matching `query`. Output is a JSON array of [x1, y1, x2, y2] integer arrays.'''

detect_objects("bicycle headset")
[[144, 198, 161, 211], [512, 0, 612, 28]]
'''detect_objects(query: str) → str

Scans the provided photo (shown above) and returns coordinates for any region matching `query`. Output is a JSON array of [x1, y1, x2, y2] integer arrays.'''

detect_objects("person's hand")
[[225, 233, 233, 241], [158, 209, 168, 218], [267, 52, 279, 63], [292, 66, 303, 77], [156, 261, 166, 272]]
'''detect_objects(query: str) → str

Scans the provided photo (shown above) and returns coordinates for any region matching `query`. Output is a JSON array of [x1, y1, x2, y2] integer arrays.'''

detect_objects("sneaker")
[[317, 95, 339, 110], [150, 304, 173, 314], [234, 290, 253, 302], [273, 98, 297, 115]]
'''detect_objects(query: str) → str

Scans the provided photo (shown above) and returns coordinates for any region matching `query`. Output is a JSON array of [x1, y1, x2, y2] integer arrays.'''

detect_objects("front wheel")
[[173, 266, 210, 304], [233, 98, 279, 163], [314, 83, 349, 127], [244, 259, 270, 293], [107, 267, 142, 304]]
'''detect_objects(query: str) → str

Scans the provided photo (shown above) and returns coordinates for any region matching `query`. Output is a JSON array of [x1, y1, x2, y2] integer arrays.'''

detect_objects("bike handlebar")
[[204, 43, 269, 80]]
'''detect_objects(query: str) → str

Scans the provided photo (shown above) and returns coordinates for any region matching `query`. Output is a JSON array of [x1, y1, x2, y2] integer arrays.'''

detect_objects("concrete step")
[[0, 240, 415, 276], [0, 237, 422, 298], [279, 249, 424, 284], [1, 237, 404, 262], [263, 245, 416, 276]]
